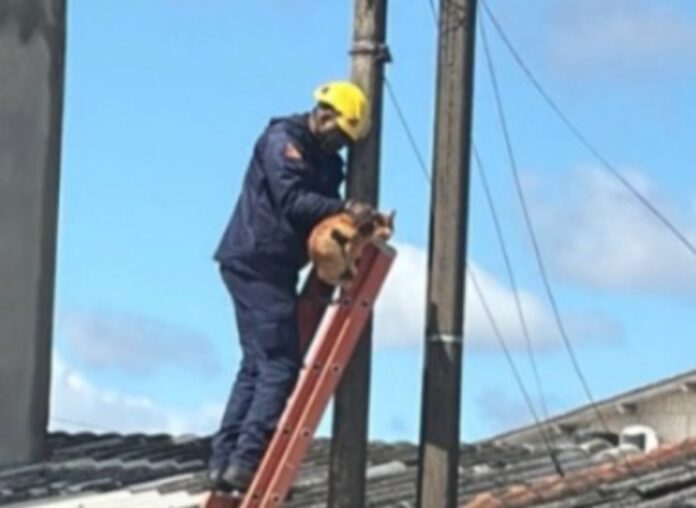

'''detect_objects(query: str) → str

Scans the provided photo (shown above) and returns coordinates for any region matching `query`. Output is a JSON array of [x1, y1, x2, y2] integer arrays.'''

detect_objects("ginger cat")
[[308, 210, 394, 288]]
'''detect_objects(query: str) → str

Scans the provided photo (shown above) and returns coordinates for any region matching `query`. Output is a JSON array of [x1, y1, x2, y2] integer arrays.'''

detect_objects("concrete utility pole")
[[328, 1, 389, 507], [417, 1, 477, 507], [0, 0, 66, 467]]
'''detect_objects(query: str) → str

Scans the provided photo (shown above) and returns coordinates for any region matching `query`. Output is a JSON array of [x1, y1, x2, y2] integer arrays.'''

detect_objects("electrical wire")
[[467, 267, 563, 476], [384, 77, 432, 181], [472, 144, 551, 425], [428, 0, 438, 25], [478, 12, 644, 477], [480, 0, 696, 260], [385, 64, 562, 474], [478, 9, 613, 436]]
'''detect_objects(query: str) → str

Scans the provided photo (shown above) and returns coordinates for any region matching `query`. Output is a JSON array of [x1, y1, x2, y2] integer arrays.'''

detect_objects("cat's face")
[[308, 211, 395, 288], [371, 211, 395, 241]]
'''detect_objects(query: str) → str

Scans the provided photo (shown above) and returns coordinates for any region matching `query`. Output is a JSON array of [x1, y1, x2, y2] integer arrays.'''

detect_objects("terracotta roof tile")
[[463, 437, 696, 508]]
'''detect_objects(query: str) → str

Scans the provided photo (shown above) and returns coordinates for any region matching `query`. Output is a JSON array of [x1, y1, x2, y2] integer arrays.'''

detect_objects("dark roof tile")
[[4, 432, 696, 506]]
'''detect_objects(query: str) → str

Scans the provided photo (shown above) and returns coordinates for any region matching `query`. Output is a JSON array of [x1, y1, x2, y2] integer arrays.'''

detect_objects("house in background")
[[490, 369, 696, 449]]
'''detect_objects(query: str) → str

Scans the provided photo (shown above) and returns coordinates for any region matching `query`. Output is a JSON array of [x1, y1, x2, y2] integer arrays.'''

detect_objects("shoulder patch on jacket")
[[284, 142, 303, 162]]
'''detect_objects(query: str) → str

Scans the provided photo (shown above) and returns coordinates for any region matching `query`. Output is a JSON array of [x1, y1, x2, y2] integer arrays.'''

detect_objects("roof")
[[465, 437, 696, 507], [4, 430, 696, 507]]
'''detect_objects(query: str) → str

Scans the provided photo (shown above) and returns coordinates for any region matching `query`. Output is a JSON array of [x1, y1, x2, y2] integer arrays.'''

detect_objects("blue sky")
[[51, 0, 696, 443]]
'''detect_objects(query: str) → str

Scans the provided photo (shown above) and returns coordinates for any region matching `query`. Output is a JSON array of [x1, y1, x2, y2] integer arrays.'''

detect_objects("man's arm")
[[263, 133, 344, 229]]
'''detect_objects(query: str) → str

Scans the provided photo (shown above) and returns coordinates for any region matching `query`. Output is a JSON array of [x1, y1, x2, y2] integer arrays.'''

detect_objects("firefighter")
[[209, 81, 373, 493]]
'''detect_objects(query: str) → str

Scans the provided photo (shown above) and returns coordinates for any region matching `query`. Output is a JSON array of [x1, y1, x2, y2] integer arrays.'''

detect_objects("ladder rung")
[[244, 244, 394, 507]]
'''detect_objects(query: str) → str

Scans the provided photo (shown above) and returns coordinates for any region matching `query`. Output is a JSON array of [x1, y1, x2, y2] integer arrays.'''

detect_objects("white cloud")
[[49, 353, 222, 435], [547, 0, 696, 77], [57, 309, 220, 377], [374, 242, 621, 349], [48, 237, 625, 435], [533, 166, 696, 295]]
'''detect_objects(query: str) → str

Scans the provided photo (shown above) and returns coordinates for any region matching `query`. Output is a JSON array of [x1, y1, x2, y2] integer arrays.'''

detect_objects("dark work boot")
[[217, 464, 254, 493], [207, 468, 223, 490]]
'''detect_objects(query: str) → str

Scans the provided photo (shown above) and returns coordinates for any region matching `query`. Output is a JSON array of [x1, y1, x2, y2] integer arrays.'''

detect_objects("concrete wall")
[[586, 391, 696, 444], [503, 389, 696, 447], [0, 0, 65, 466]]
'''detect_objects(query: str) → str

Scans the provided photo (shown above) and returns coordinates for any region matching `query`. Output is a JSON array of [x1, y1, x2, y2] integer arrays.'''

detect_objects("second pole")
[[417, 1, 478, 507]]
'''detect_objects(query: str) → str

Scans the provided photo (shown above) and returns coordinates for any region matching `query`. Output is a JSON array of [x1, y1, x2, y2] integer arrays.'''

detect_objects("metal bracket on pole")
[[427, 334, 463, 344], [349, 40, 392, 63]]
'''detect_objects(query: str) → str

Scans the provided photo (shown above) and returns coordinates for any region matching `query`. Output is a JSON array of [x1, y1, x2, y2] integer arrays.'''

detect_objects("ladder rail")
[[260, 246, 393, 505], [241, 243, 395, 507], [239, 291, 351, 505]]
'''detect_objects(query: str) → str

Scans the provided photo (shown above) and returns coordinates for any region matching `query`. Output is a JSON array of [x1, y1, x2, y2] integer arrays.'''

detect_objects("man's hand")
[[343, 199, 375, 227]]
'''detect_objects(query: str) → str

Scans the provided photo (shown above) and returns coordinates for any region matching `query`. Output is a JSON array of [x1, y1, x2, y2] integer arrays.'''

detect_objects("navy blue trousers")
[[210, 261, 302, 472]]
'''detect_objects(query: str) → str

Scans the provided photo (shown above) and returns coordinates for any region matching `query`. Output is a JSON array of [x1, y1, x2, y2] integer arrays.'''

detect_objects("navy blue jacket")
[[214, 115, 345, 285]]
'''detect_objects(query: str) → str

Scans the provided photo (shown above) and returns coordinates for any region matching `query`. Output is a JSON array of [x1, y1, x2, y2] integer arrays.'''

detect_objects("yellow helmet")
[[313, 81, 370, 141]]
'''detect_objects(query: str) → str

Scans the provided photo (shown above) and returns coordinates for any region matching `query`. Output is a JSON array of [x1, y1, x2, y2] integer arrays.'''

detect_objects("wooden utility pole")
[[0, 0, 66, 466], [328, 1, 389, 507], [417, 1, 477, 507]]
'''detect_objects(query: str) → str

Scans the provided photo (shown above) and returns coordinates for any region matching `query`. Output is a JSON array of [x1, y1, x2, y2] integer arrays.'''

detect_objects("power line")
[[434, 0, 643, 481], [384, 69, 561, 473], [384, 77, 432, 182], [480, 0, 696, 260], [418, 0, 633, 476], [476, 16, 649, 480], [472, 144, 551, 425], [428, 0, 438, 25], [467, 267, 563, 476], [478, 10, 612, 434]]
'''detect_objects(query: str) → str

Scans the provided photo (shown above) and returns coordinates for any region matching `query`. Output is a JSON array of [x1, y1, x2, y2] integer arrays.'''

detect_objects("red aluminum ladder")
[[202, 242, 396, 508]]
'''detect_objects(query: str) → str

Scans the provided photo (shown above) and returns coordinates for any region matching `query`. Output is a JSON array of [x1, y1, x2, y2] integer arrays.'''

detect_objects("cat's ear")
[[381, 210, 396, 229]]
